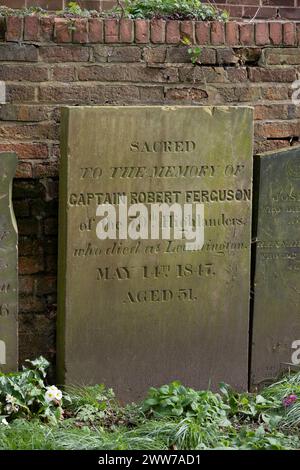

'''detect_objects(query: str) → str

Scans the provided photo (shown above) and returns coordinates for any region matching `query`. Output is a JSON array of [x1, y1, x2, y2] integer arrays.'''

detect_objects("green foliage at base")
[[0, 358, 300, 450]]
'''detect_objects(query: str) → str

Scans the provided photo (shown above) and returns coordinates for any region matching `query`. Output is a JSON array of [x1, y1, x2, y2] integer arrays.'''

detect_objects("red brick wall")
[[0, 16, 299, 370], [1, 1, 300, 19]]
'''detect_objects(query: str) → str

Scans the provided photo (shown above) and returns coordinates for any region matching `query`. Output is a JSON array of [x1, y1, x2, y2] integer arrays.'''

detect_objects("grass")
[[1, 363, 300, 450]]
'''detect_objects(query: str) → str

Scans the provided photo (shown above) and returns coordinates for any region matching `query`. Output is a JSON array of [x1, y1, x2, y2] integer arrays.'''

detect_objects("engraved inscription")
[[58, 106, 253, 400]]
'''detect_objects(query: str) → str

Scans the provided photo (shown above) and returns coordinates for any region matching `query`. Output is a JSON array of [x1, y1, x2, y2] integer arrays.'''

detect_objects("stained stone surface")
[[57, 106, 253, 401], [0, 153, 18, 372], [251, 146, 300, 387]]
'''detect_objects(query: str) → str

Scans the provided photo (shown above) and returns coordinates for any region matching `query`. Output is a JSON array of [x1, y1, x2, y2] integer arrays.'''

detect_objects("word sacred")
[[129, 140, 196, 153]]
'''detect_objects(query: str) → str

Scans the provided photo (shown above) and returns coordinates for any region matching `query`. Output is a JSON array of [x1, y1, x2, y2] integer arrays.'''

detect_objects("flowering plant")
[[0, 357, 64, 424]]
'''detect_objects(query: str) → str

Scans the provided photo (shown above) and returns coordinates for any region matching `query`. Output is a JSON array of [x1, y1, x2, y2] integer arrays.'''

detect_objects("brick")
[[24, 16, 39, 42], [248, 67, 296, 82], [0, 64, 48, 82], [167, 46, 215, 65], [35, 276, 57, 296], [165, 86, 208, 103], [216, 84, 261, 103], [39, 84, 91, 104], [144, 46, 167, 63], [283, 22, 296, 45], [89, 85, 140, 104], [39, 17, 54, 42], [235, 47, 262, 64], [226, 22, 239, 46], [15, 162, 33, 178], [297, 23, 300, 45], [195, 22, 210, 45], [211, 21, 225, 45], [166, 46, 192, 63], [261, 84, 290, 100], [150, 19, 166, 44], [88, 18, 103, 43], [27, 0, 62, 7], [255, 121, 300, 138], [39, 45, 90, 62], [19, 296, 46, 314], [179, 65, 228, 84], [197, 48, 217, 65], [51, 65, 77, 81], [262, 48, 300, 65], [120, 19, 134, 43], [54, 18, 72, 43], [180, 21, 195, 44], [79, 64, 178, 83], [239, 23, 255, 45], [0, 43, 38, 61], [243, 7, 277, 18], [254, 104, 289, 120], [269, 22, 282, 45], [254, 139, 291, 154], [34, 161, 59, 178], [255, 22, 270, 45], [262, 0, 293, 5], [44, 218, 58, 236], [19, 276, 34, 296], [216, 48, 239, 65], [166, 20, 180, 44], [135, 20, 150, 44], [0, 122, 58, 141], [221, 5, 243, 18], [227, 68, 248, 82], [73, 18, 88, 44], [6, 84, 36, 103], [104, 19, 119, 43], [107, 46, 142, 63], [139, 86, 164, 102], [6, 16, 23, 42], [0, 104, 54, 122], [279, 8, 300, 20], [78, 65, 126, 81], [0, 142, 48, 160]]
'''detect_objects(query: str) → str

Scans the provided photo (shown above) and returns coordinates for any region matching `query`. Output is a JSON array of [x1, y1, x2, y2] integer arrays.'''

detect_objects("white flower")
[[1, 418, 8, 426], [54, 390, 62, 401], [45, 389, 55, 403], [5, 394, 15, 403], [45, 386, 63, 403]]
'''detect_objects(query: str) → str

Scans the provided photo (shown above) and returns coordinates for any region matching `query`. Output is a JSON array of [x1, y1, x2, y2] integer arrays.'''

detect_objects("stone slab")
[[0, 152, 18, 372], [57, 106, 253, 401], [251, 145, 300, 387]]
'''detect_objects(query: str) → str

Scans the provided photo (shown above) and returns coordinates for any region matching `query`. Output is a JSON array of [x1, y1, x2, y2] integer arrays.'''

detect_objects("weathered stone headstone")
[[251, 146, 300, 387], [0, 153, 18, 372], [57, 106, 253, 401]]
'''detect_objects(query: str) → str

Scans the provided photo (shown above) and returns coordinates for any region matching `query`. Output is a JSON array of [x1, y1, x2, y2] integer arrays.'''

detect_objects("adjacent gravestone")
[[251, 146, 300, 387], [57, 106, 253, 401], [0, 153, 18, 372]]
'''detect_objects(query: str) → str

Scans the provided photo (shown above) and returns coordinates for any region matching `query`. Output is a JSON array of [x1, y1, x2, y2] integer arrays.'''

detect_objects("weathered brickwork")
[[0, 16, 299, 369]]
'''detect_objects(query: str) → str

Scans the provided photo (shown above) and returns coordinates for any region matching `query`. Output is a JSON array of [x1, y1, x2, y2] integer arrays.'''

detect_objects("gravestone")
[[251, 146, 300, 387], [57, 106, 253, 401], [0, 152, 18, 372]]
